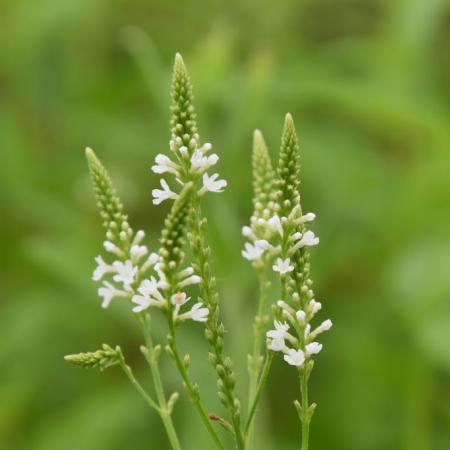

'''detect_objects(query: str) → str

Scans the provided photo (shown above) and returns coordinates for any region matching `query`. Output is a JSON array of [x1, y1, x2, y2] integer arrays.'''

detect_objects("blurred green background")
[[1, 0, 450, 449]]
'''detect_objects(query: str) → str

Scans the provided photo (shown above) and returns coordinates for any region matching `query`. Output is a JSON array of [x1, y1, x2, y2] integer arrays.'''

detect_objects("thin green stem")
[[246, 269, 270, 449], [300, 369, 310, 450], [140, 315, 182, 450], [168, 320, 226, 450], [245, 352, 274, 436], [118, 354, 161, 412]]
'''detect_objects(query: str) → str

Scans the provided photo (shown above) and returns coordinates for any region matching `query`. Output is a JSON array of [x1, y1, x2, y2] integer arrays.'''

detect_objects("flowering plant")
[[65, 54, 332, 450]]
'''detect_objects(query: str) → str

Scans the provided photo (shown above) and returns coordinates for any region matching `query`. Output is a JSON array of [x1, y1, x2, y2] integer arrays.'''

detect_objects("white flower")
[[255, 239, 270, 250], [152, 179, 179, 205], [92, 255, 113, 281], [267, 321, 290, 340], [177, 266, 194, 278], [131, 278, 166, 312], [190, 150, 219, 172], [311, 319, 333, 337], [268, 338, 288, 352], [283, 349, 305, 367], [186, 303, 209, 322], [132, 230, 145, 245], [199, 173, 227, 195], [151, 154, 180, 176], [179, 146, 188, 157], [103, 240, 122, 256], [201, 143, 212, 152], [296, 310, 306, 323], [131, 294, 153, 313], [291, 230, 319, 252], [242, 242, 265, 261], [305, 342, 323, 355], [299, 212, 316, 223], [112, 260, 137, 290], [309, 299, 322, 314], [137, 277, 159, 296], [273, 258, 294, 274], [242, 226, 253, 237], [130, 245, 148, 261], [268, 215, 283, 236], [178, 275, 202, 288], [171, 292, 190, 306], [140, 252, 160, 273], [98, 281, 120, 309]]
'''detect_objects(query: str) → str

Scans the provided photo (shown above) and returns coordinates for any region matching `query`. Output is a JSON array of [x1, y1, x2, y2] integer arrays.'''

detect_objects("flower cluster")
[[266, 300, 332, 367], [151, 55, 226, 206], [242, 206, 319, 272], [87, 148, 207, 324], [93, 228, 206, 323]]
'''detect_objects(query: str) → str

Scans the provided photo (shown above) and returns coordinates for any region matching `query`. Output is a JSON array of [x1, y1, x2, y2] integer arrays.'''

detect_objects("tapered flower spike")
[[64, 344, 121, 371], [252, 130, 277, 218], [170, 53, 199, 157], [85, 147, 130, 247], [159, 182, 194, 274], [277, 113, 301, 217]]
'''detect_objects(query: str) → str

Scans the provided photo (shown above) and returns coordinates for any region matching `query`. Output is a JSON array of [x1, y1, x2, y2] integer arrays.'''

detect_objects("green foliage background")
[[1, 1, 449, 449]]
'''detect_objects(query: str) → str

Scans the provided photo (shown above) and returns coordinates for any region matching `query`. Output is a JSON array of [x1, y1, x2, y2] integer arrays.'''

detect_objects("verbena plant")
[[65, 53, 332, 450]]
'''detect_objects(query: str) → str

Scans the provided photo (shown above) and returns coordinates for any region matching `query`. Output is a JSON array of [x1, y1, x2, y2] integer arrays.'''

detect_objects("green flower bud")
[[64, 344, 121, 371]]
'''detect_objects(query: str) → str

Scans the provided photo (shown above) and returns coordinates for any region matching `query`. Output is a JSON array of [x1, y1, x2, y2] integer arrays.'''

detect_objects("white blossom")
[[268, 338, 288, 352], [242, 226, 253, 237], [242, 242, 265, 261], [185, 303, 209, 322], [273, 257, 294, 274], [296, 310, 306, 323], [283, 349, 305, 367], [92, 255, 113, 281], [311, 319, 333, 338], [199, 173, 227, 195], [267, 321, 290, 340], [132, 230, 145, 245], [131, 294, 154, 313], [190, 150, 219, 172], [299, 212, 316, 223], [131, 278, 166, 312], [178, 275, 202, 288], [112, 260, 137, 290], [152, 179, 179, 205], [268, 215, 283, 236], [309, 299, 322, 314], [130, 245, 148, 261], [98, 281, 120, 309], [171, 292, 190, 306], [305, 342, 323, 355], [103, 240, 122, 256], [151, 154, 180, 176], [291, 230, 319, 252]]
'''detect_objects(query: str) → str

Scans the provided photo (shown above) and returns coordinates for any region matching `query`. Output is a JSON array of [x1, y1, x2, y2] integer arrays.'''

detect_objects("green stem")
[[118, 354, 160, 412], [246, 269, 270, 449], [245, 351, 274, 436], [168, 320, 225, 450], [141, 315, 182, 450], [300, 369, 310, 450]]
